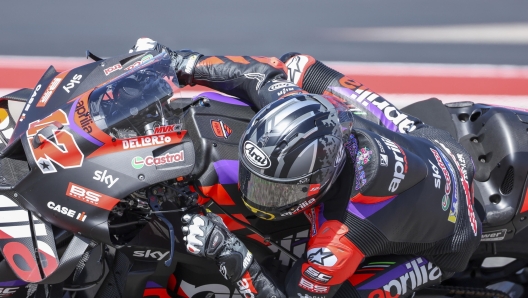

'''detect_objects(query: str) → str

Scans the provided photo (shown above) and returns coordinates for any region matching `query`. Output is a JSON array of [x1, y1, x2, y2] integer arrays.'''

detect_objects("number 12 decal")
[[27, 109, 84, 174]]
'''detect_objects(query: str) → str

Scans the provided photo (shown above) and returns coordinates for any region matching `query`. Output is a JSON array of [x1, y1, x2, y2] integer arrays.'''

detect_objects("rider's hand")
[[182, 213, 254, 282], [129, 37, 202, 87]]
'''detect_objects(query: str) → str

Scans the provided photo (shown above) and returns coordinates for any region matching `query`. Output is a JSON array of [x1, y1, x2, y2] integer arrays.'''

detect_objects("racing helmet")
[[239, 93, 353, 221]]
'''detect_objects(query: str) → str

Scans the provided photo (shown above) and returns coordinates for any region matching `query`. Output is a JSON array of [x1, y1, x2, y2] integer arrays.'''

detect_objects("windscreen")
[[89, 52, 181, 139]]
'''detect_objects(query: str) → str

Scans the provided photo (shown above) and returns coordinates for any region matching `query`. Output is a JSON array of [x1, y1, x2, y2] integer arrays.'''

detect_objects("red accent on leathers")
[[303, 220, 365, 286]]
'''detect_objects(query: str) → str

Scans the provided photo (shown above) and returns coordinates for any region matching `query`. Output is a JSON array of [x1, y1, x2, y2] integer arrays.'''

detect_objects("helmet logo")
[[243, 141, 271, 169]]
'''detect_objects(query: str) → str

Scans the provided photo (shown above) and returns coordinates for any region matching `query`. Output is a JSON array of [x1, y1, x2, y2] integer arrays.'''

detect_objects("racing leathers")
[[175, 51, 482, 297]]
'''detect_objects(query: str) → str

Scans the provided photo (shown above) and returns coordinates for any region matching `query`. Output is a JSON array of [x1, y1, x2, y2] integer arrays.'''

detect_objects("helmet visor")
[[239, 164, 314, 209]]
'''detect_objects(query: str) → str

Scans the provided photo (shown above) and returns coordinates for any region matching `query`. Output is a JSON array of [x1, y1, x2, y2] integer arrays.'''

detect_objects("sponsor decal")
[[366, 258, 441, 297], [286, 55, 309, 84], [0, 109, 10, 132], [305, 207, 318, 237], [429, 160, 442, 189], [243, 141, 271, 169], [335, 78, 416, 133], [430, 149, 452, 195], [123, 61, 141, 71], [27, 110, 84, 174], [374, 138, 385, 153], [297, 294, 325, 298], [244, 73, 266, 90], [304, 266, 332, 284], [379, 154, 388, 167], [236, 272, 257, 298], [334, 146, 345, 167], [298, 277, 330, 294], [62, 74, 82, 93], [219, 263, 229, 280], [268, 81, 297, 91], [47, 201, 87, 222], [281, 197, 317, 217], [441, 195, 450, 211], [23, 84, 42, 115], [435, 141, 478, 236], [122, 134, 173, 150], [380, 136, 408, 192], [242, 251, 253, 269], [104, 63, 122, 76], [481, 229, 507, 242], [75, 99, 94, 133], [307, 247, 337, 267], [37, 78, 62, 107], [141, 54, 154, 63], [153, 124, 176, 134], [0, 287, 20, 295], [184, 55, 199, 74], [133, 250, 169, 261], [211, 120, 232, 139], [93, 170, 119, 188], [131, 150, 185, 169], [66, 182, 119, 211]]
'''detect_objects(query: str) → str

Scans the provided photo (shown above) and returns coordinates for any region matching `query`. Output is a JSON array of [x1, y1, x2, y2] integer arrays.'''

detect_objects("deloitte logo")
[[131, 151, 185, 169]]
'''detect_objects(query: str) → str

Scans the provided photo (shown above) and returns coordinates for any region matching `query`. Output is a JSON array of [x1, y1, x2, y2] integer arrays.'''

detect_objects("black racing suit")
[[185, 54, 482, 297]]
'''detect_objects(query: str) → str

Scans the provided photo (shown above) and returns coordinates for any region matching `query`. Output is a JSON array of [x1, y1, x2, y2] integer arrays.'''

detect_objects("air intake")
[[500, 166, 514, 195]]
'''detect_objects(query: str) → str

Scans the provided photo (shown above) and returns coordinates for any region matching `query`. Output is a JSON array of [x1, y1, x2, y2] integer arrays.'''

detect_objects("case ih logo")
[[211, 120, 232, 139], [66, 182, 119, 211], [131, 150, 185, 169]]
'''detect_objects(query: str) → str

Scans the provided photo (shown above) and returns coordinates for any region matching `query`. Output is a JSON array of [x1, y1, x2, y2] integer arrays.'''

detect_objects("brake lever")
[[148, 195, 177, 267]]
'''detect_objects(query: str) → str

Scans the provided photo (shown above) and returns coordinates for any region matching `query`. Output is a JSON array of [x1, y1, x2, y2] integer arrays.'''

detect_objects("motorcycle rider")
[[132, 38, 482, 297]]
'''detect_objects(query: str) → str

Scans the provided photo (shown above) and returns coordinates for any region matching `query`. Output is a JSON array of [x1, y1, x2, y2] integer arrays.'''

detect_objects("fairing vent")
[[0, 139, 30, 187], [500, 166, 514, 195]]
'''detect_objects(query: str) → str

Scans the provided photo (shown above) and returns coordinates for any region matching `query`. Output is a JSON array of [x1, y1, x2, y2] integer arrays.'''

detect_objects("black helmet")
[[239, 94, 353, 221]]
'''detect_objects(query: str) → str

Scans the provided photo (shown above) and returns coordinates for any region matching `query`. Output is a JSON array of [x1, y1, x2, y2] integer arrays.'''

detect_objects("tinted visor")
[[239, 164, 314, 209]]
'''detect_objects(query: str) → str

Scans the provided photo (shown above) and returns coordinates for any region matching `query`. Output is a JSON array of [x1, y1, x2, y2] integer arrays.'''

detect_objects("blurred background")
[[1, 0, 527, 109]]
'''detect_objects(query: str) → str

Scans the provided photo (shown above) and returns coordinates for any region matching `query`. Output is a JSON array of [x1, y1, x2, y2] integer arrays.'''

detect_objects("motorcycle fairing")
[[0, 193, 58, 283]]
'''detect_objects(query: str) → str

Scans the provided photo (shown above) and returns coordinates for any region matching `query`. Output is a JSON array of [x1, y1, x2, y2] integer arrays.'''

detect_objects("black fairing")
[[402, 100, 528, 240]]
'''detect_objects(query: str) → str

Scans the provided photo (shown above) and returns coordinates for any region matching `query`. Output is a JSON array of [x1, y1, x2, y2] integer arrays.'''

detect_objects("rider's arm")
[[284, 220, 365, 297], [280, 53, 423, 134], [182, 213, 287, 298], [191, 55, 306, 109]]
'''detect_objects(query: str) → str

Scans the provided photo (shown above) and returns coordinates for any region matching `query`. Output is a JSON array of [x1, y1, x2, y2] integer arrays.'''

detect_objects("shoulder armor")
[[354, 129, 427, 196]]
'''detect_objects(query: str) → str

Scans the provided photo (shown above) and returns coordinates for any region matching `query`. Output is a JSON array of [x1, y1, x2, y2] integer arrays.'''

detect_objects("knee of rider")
[[304, 220, 365, 285]]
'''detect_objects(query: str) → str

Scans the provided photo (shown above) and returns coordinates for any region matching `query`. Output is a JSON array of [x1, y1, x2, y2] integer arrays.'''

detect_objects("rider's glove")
[[130, 37, 202, 87], [182, 213, 253, 283]]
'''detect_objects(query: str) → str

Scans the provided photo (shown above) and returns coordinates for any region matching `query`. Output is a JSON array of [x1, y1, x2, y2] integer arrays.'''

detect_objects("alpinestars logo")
[[211, 120, 232, 139], [307, 248, 337, 267], [286, 55, 309, 84]]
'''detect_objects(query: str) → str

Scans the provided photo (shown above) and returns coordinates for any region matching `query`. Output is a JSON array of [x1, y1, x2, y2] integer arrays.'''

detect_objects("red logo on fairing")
[[211, 120, 232, 139], [27, 110, 84, 174]]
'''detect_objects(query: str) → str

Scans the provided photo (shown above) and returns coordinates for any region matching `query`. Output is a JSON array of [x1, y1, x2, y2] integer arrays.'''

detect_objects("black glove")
[[182, 213, 253, 283], [130, 37, 202, 87]]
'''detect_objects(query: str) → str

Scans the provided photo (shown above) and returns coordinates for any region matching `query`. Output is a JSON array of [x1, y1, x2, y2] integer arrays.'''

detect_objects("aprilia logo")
[[368, 258, 441, 298], [380, 136, 407, 192], [133, 250, 169, 261], [236, 272, 257, 298], [243, 141, 271, 169]]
